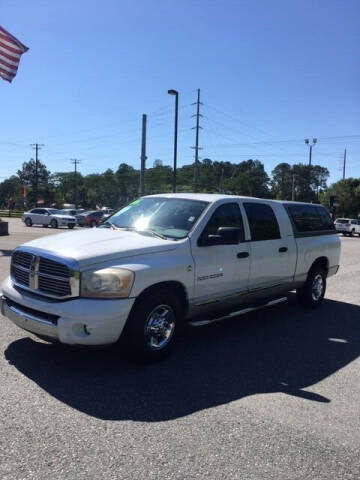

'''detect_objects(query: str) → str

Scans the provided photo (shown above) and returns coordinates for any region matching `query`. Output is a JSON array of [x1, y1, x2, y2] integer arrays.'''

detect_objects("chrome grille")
[[12, 251, 33, 269], [12, 267, 30, 286], [38, 276, 71, 296], [11, 249, 79, 299], [39, 257, 71, 278]]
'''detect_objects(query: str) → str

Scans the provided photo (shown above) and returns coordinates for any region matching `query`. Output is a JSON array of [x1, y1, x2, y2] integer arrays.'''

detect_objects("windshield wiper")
[[138, 229, 169, 240]]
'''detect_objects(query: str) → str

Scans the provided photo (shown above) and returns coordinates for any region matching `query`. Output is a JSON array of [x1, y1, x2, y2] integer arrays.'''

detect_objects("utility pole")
[[71, 159, 81, 209], [168, 90, 179, 192], [291, 174, 295, 201], [30, 143, 44, 207], [219, 167, 224, 193], [342, 148, 347, 180], [139, 114, 147, 196], [191, 88, 203, 192]]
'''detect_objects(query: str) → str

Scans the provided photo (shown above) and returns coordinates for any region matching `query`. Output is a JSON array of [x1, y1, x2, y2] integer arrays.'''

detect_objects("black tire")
[[50, 219, 58, 229], [43, 224, 48, 228], [349, 229, 355, 237], [25, 217, 32, 227], [90, 220, 96, 228], [68, 225, 74, 229], [121, 291, 182, 362], [296, 267, 326, 308]]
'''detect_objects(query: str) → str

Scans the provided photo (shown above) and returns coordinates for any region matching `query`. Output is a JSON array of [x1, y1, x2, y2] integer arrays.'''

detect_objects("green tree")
[[0, 175, 22, 208], [320, 178, 360, 217], [225, 159, 270, 197], [17, 159, 52, 206], [270, 163, 293, 200], [115, 163, 139, 204]]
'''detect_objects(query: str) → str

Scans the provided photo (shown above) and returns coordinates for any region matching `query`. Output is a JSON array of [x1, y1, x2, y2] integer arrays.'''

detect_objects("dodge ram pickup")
[[1, 194, 340, 361]]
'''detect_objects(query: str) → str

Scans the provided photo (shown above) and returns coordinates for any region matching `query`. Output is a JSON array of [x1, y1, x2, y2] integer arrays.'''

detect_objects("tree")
[[270, 163, 293, 200], [225, 159, 270, 197], [115, 163, 139, 204], [0, 175, 22, 208], [17, 159, 51, 206], [271, 163, 330, 202], [320, 178, 360, 217]]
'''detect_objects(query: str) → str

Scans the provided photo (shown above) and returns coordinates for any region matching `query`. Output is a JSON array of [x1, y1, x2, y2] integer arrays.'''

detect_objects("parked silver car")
[[22, 208, 76, 229]]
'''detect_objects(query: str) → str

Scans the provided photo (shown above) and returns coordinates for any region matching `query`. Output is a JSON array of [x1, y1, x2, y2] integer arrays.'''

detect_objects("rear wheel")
[[68, 225, 74, 229], [121, 291, 182, 362], [349, 229, 355, 237], [90, 220, 96, 228], [50, 219, 58, 228], [297, 267, 326, 308], [25, 217, 32, 227]]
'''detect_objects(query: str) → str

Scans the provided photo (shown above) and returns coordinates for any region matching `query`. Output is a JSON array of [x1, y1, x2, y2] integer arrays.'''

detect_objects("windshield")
[[48, 208, 61, 214], [335, 219, 349, 224], [102, 197, 208, 239]]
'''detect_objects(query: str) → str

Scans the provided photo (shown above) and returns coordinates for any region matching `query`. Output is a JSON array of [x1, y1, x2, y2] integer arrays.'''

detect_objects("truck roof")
[[144, 193, 322, 207]]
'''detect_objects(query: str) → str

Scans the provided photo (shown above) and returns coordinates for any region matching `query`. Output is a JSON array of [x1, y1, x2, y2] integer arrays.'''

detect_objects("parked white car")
[[2, 194, 340, 362], [22, 208, 76, 229], [334, 218, 360, 236]]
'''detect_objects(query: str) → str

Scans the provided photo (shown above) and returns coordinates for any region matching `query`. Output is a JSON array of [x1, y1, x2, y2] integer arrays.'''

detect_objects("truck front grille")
[[11, 249, 78, 299]]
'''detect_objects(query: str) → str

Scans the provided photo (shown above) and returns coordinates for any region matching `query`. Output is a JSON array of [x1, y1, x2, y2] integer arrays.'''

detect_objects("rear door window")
[[243, 203, 281, 241], [288, 205, 334, 232]]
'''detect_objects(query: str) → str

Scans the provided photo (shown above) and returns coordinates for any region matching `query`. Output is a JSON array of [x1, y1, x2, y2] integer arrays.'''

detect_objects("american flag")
[[0, 26, 28, 82]]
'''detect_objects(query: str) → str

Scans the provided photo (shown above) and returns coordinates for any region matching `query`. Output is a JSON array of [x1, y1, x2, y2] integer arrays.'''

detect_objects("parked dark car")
[[77, 210, 105, 227]]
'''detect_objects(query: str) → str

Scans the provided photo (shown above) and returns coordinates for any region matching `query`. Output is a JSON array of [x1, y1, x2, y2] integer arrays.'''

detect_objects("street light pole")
[[168, 89, 179, 193], [304, 138, 317, 166]]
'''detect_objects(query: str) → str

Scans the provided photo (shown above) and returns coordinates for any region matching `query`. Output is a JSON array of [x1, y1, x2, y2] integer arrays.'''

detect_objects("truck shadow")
[[4, 295, 360, 422]]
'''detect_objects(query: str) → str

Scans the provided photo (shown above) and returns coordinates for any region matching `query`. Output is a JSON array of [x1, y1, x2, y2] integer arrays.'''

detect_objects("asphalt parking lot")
[[0, 218, 360, 479]]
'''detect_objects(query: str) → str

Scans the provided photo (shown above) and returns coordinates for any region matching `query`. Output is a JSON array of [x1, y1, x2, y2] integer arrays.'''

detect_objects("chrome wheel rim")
[[311, 274, 324, 301], [144, 304, 176, 350]]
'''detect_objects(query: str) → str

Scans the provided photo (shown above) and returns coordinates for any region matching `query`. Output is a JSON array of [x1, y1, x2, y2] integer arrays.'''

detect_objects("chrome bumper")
[[0, 295, 58, 339]]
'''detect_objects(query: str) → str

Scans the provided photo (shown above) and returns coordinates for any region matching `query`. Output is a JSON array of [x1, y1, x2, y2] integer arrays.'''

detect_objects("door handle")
[[237, 251, 249, 259], [278, 247, 288, 253]]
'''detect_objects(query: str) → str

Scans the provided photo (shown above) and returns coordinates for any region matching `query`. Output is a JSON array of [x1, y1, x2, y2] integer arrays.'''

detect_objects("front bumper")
[[1, 276, 135, 346]]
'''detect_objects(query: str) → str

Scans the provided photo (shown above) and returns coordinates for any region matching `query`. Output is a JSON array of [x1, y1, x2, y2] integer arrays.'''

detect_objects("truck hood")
[[22, 228, 179, 268]]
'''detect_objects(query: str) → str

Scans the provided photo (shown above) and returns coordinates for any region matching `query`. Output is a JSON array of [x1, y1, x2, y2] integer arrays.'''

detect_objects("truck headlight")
[[81, 268, 134, 298]]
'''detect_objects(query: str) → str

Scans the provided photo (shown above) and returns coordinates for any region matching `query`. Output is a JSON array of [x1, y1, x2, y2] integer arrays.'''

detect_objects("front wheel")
[[121, 291, 182, 362], [68, 225, 74, 229], [349, 229, 355, 237], [25, 217, 32, 227], [50, 219, 58, 229], [297, 267, 326, 308]]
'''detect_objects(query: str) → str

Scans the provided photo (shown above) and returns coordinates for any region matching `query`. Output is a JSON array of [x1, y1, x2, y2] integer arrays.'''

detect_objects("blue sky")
[[1, 0, 359, 184]]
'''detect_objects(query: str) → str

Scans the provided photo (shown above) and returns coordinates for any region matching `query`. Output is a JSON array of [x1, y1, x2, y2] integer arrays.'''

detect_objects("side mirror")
[[200, 226, 242, 246], [217, 226, 242, 244]]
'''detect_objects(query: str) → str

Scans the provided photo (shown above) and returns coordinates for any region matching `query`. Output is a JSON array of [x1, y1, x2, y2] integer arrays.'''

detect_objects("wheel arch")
[[309, 256, 329, 275], [131, 280, 189, 317]]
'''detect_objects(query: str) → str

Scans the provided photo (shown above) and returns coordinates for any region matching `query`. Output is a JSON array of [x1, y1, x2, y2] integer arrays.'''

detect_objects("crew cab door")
[[190, 202, 250, 312], [242, 201, 297, 292]]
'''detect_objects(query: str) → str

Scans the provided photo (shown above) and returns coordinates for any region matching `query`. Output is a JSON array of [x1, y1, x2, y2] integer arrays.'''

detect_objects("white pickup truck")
[[1, 194, 340, 361]]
